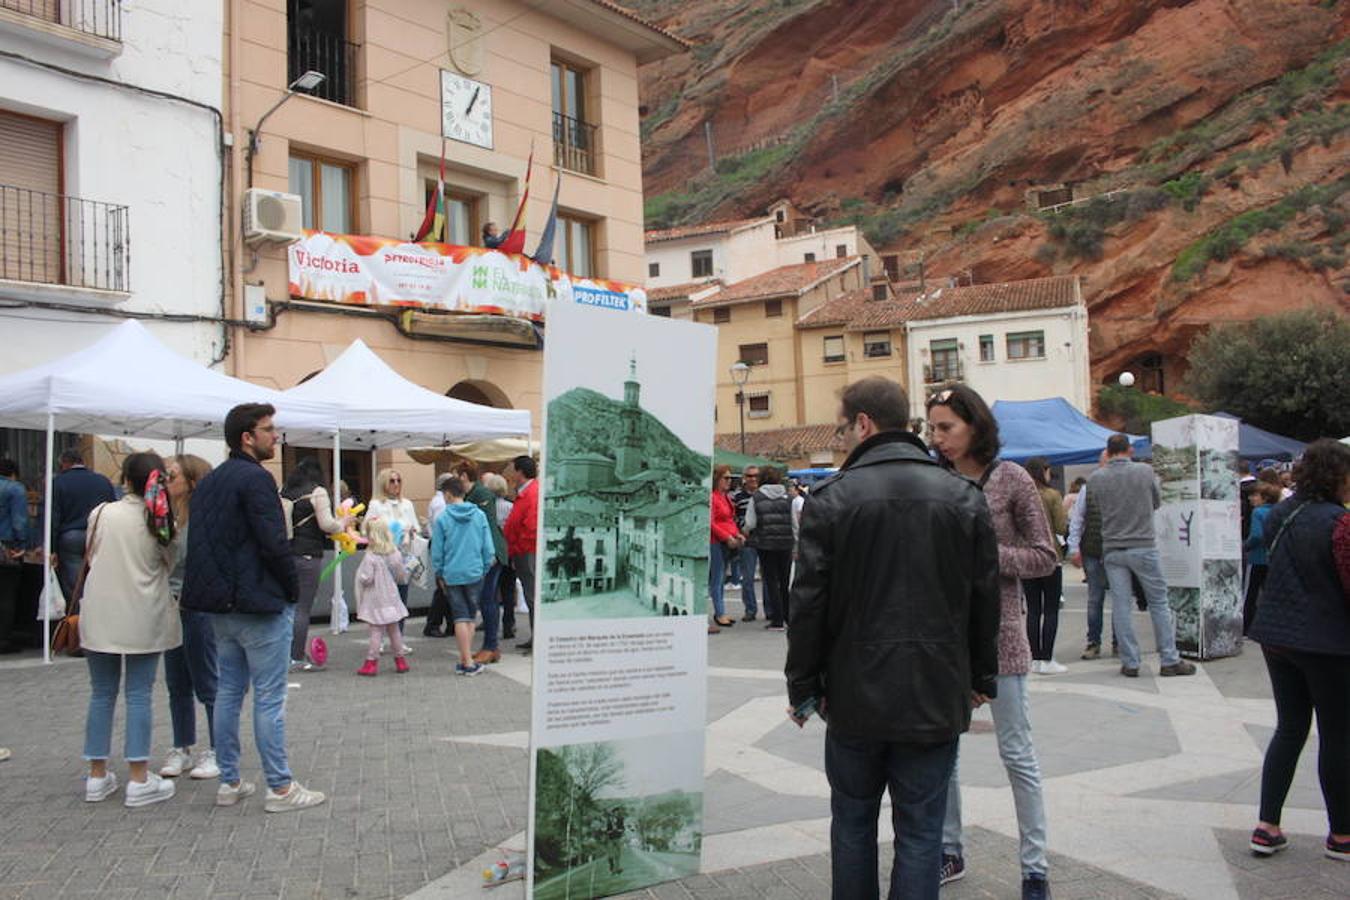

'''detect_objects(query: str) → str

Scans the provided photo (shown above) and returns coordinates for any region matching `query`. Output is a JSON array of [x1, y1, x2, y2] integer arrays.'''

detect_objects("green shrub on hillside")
[[1171, 176, 1350, 280], [1097, 385, 1192, 436]]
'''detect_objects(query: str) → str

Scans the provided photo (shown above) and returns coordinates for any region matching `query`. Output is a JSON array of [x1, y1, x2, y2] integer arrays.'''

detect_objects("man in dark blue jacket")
[[182, 403, 324, 813], [50, 449, 117, 600]]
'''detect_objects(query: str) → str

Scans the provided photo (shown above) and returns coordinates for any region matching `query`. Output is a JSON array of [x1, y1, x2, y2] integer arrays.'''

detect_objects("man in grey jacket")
[[1087, 434, 1196, 678]]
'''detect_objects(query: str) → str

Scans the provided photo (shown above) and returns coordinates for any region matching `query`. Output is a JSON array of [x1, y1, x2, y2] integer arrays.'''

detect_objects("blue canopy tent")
[[1212, 412, 1306, 462], [992, 397, 1149, 465]]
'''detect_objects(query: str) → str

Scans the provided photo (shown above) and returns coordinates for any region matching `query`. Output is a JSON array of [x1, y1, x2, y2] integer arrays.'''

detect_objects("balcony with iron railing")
[[553, 111, 598, 176], [0, 184, 130, 295], [0, 0, 122, 47], [924, 359, 965, 385], [288, 26, 360, 108]]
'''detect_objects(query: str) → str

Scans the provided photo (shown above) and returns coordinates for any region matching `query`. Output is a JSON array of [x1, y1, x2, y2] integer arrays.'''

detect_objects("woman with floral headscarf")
[[78, 451, 180, 808]]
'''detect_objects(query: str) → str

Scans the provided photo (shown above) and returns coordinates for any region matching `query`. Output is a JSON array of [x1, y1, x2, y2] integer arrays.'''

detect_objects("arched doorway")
[[447, 379, 512, 408]]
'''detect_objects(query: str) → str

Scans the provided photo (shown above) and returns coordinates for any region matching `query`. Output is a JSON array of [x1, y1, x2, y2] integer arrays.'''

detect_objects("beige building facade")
[[224, 0, 682, 502]]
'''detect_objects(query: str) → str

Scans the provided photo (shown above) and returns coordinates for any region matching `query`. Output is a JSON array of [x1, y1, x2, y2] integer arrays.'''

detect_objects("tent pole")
[[331, 430, 345, 633], [42, 411, 54, 664]]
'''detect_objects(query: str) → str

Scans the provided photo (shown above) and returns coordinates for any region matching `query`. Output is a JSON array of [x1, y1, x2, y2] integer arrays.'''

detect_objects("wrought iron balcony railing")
[[0, 184, 130, 292], [553, 111, 598, 176], [0, 0, 122, 41], [288, 26, 360, 107]]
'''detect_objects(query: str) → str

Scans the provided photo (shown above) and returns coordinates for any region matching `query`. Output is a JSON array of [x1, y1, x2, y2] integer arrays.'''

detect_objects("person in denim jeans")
[[182, 403, 325, 813], [787, 378, 1001, 900], [431, 476, 495, 676], [708, 466, 743, 634], [158, 455, 220, 781], [79, 452, 180, 808], [1088, 434, 1196, 679], [928, 385, 1057, 900], [731, 467, 759, 621]]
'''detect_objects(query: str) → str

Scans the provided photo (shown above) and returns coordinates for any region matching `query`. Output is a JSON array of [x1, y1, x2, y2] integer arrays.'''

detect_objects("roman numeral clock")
[[441, 70, 493, 149]]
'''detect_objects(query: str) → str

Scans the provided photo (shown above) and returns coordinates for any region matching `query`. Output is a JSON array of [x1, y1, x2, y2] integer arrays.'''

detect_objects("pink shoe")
[[356, 658, 378, 677], [394, 655, 410, 674]]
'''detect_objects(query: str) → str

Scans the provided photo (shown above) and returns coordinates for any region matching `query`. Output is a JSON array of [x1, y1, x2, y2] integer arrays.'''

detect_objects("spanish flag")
[[497, 142, 533, 255], [413, 138, 447, 243]]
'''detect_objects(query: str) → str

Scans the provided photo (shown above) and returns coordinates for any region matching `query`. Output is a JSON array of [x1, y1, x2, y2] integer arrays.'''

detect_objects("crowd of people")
[[780, 376, 1348, 900], [0, 401, 549, 805], [0, 375, 1345, 900]]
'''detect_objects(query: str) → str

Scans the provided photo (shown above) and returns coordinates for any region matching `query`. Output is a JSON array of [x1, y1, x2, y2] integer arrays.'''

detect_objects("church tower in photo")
[[616, 353, 642, 479]]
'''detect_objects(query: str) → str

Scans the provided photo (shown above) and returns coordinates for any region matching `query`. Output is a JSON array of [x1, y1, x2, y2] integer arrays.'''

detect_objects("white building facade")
[[0, 0, 224, 371], [903, 276, 1092, 422]]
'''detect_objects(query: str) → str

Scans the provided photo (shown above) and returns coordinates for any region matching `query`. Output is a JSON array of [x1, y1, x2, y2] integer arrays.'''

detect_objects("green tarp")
[[714, 447, 779, 472]]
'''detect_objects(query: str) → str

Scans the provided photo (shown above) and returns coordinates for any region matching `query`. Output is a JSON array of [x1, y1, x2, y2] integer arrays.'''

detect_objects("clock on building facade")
[[440, 70, 493, 149]]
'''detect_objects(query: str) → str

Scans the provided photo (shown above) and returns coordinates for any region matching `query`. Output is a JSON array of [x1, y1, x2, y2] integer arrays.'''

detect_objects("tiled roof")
[[583, 1, 693, 48], [715, 424, 845, 459], [647, 280, 721, 302], [693, 257, 860, 308], [644, 217, 772, 244], [900, 275, 1080, 322], [796, 289, 870, 329], [797, 276, 1079, 331]]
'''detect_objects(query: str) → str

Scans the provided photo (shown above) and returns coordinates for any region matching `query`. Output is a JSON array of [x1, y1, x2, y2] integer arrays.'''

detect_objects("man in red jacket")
[[502, 455, 538, 653]]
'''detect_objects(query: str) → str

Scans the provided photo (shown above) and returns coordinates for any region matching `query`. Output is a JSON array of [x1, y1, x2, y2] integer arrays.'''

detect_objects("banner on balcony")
[[287, 231, 647, 321], [527, 300, 716, 899]]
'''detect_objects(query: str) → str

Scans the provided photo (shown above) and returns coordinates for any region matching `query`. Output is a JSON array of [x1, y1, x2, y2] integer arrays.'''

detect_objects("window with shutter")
[[0, 110, 63, 285]]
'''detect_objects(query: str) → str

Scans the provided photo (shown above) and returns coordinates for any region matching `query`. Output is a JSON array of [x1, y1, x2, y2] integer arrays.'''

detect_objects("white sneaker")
[[189, 749, 219, 780], [1030, 660, 1045, 674], [264, 781, 326, 813], [84, 771, 118, 802], [1041, 660, 1069, 675], [216, 780, 256, 806], [159, 747, 192, 778], [124, 773, 175, 808]]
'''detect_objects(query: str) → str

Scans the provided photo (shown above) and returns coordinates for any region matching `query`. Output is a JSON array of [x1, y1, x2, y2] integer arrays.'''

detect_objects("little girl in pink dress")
[[355, 518, 410, 675]]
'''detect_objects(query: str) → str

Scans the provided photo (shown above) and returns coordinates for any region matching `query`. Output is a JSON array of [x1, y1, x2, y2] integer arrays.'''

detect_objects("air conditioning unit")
[[243, 188, 304, 245]]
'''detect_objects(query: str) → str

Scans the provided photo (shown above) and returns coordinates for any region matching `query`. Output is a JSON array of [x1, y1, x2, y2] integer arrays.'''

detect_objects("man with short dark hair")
[[0, 459, 27, 654], [731, 466, 760, 622], [787, 376, 1000, 900], [183, 403, 326, 812], [461, 463, 509, 664], [50, 448, 116, 601], [502, 455, 538, 652], [1087, 433, 1196, 678]]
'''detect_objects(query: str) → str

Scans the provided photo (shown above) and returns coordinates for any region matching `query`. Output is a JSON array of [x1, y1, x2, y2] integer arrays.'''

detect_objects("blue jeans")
[[479, 564, 503, 650], [708, 542, 727, 618], [164, 608, 218, 749], [943, 674, 1048, 878], [826, 729, 957, 900], [1083, 554, 1110, 646], [448, 580, 483, 623], [1103, 546, 1180, 668], [212, 609, 294, 790], [738, 545, 759, 616], [55, 529, 86, 602], [84, 651, 160, 762]]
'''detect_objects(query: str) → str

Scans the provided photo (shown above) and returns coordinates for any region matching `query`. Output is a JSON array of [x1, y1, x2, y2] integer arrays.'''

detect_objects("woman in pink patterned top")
[[926, 384, 1058, 900]]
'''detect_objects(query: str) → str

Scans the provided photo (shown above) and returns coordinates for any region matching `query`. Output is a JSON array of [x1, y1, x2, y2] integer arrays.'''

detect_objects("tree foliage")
[[1096, 385, 1192, 436], [1183, 309, 1350, 441]]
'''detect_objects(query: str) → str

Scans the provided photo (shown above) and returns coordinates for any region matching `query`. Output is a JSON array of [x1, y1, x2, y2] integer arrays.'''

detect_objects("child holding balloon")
[[354, 518, 410, 676]]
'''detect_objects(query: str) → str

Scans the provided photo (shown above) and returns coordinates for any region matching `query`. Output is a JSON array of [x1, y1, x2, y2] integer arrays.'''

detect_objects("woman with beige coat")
[[79, 452, 180, 808]]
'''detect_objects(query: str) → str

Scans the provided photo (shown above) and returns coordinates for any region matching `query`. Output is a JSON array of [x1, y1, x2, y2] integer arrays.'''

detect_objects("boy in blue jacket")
[[431, 477, 496, 675]]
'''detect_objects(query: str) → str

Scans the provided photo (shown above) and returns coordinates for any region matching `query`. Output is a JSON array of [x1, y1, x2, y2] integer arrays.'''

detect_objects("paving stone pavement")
[[2, 579, 1348, 899]]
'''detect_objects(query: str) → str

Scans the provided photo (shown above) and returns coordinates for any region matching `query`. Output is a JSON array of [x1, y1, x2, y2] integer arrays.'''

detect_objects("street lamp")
[[245, 70, 327, 187], [730, 361, 750, 455]]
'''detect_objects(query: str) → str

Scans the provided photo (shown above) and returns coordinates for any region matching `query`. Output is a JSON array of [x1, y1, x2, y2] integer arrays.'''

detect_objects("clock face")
[[441, 71, 493, 149]]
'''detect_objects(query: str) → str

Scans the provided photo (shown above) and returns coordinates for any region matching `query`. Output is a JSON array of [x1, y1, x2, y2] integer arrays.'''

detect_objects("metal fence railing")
[[288, 26, 360, 107], [0, 184, 130, 292], [553, 111, 598, 176], [0, 0, 122, 41]]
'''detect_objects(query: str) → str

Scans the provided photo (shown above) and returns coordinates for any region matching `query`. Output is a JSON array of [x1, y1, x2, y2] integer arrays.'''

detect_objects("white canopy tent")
[[277, 339, 531, 629], [0, 320, 305, 662]]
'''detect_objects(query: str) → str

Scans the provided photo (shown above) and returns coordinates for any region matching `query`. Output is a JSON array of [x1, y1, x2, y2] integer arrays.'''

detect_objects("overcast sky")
[[592, 730, 705, 799]]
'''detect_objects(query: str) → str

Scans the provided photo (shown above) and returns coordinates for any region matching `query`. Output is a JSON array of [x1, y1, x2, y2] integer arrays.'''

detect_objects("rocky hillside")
[[546, 388, 709, 482], [635, 0, 1350, 392]]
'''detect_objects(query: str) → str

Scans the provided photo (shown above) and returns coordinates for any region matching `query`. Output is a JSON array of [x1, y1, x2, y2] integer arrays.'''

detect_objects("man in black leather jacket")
[[785, 376, 1000, 900]]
